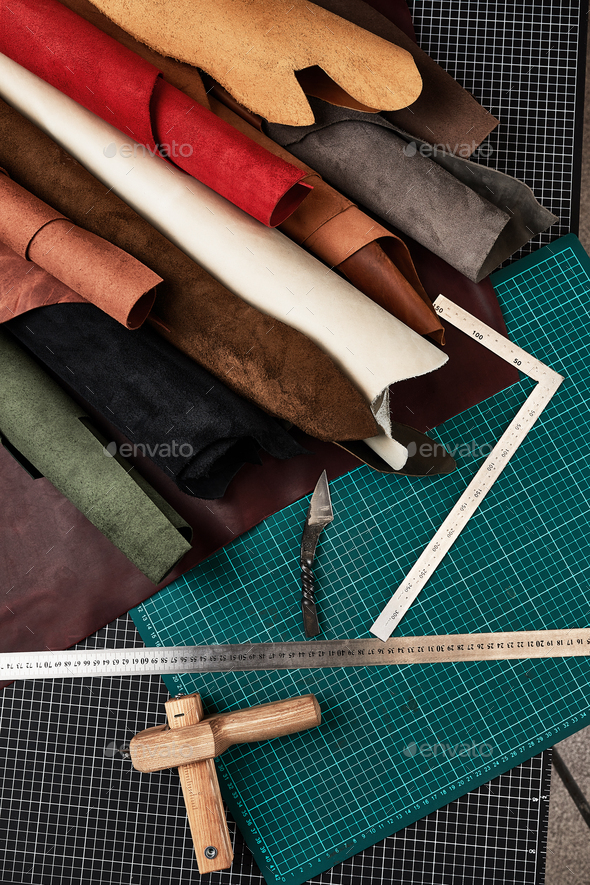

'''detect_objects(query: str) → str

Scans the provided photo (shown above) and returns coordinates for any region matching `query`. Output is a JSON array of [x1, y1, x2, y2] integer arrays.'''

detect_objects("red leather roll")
[[0, 0, 313, 226]]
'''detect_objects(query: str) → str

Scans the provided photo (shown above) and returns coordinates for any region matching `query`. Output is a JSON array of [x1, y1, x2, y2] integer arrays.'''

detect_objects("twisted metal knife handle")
[[301, 557, 320, 638]]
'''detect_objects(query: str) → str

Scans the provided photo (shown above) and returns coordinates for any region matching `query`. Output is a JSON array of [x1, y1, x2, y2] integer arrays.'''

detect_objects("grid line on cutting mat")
[[132, 235, 589, 885], [411, 0, 584, 248]]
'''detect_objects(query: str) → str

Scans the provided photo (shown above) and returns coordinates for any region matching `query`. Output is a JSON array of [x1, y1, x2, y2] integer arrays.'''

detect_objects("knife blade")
[[300, 470, 334, 638]]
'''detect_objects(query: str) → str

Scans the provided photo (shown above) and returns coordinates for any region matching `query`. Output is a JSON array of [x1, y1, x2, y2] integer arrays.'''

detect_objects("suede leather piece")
[[7, 300, 307, 499], [1, 0, 313, 227], [58, 0, 212, 108], [85, 0, 422, 125], [0, 330, 192, 584], [312, 0, 498, 151], [266, 98, 556, 282], [0, 174, 160, 328], [0, 98, 378, 443]]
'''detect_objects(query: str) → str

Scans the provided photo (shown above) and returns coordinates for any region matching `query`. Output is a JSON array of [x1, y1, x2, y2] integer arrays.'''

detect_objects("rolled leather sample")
[[0, 0, 314, 227], [0, 171, 161, 327], [0, 330, 192, 583], [207, 93, 443, 340], [50, 0, 442, 339], [312, 0, 499, 151], [0, 56, 448, 471], [265, 98, 557, 282], [0, 96, 378, 446], [7, 298, 307, 499], [84, 0, 422, 125]]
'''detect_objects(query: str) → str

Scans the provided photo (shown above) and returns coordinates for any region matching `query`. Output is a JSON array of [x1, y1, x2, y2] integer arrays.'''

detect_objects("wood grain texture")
[[131, 694, 321, 772], [165, 694, 233, 873]]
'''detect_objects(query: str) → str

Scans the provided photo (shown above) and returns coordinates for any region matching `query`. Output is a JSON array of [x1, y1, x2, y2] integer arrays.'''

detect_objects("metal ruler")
[[370, 295, 564, 641], [2, 629, 590, 679]]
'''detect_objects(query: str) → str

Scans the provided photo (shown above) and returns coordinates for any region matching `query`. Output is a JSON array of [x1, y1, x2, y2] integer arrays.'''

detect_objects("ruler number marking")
[[370, 296, 564, 640], [3, 630, 590, 677]]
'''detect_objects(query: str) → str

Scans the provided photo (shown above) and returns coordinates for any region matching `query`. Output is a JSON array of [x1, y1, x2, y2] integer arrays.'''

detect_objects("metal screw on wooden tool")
[[164, 693, 234, 874], [129, 693, 322, 873]]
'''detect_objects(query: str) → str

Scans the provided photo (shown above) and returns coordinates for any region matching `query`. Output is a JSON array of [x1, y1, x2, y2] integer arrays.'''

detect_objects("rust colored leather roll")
[[0, 98, 378, 444], [338, 240, 438, 338], [0, 171, 160, 328]]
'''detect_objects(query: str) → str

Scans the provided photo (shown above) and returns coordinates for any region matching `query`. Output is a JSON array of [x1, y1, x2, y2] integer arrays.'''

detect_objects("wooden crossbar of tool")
[[129, 693, 321, 873]]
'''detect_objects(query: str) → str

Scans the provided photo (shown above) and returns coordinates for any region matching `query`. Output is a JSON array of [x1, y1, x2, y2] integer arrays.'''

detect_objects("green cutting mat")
[[132, 234, 590, 885]]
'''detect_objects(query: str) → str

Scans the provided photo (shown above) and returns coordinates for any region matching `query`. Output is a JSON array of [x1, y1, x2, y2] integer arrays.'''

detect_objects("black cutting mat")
[[410, 0, 586, 244], [0, 0, 584, 882]]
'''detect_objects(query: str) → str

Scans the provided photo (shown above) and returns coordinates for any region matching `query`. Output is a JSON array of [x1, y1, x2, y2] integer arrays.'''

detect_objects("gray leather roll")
[[266, 98, 557, 282]]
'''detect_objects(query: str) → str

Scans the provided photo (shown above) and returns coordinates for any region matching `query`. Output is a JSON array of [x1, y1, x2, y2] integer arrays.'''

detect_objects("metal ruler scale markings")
[[370, 295, 565, 641], [3, 629, 590, 679]]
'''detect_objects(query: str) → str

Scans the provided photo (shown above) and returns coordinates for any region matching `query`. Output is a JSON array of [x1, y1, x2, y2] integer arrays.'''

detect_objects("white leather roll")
[[0, 53, 447, 469]]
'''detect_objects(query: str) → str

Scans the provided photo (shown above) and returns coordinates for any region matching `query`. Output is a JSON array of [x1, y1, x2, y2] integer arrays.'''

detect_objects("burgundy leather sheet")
[[0, 406, 359, 688]]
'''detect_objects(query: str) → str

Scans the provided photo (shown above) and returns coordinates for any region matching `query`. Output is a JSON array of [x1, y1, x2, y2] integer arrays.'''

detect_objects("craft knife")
[[300, 470, 333, 638]]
